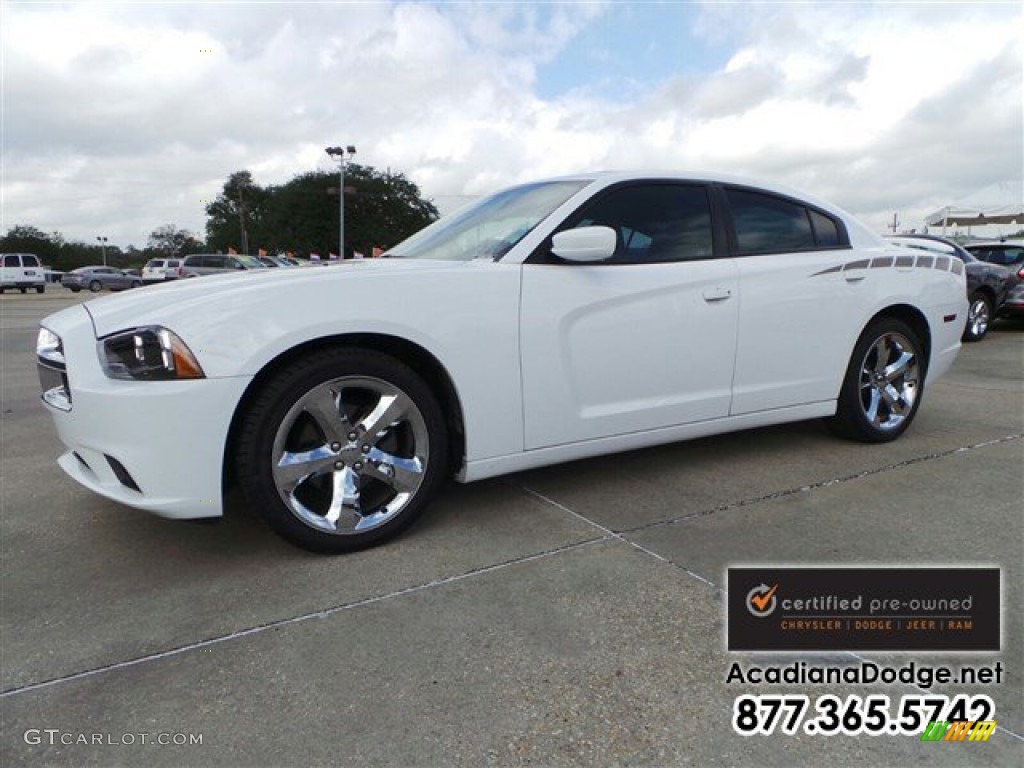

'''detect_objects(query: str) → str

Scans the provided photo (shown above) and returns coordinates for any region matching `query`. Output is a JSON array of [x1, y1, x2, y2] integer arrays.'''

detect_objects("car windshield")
[[387, 180, 589, 261], [238, 255, 266, 268]]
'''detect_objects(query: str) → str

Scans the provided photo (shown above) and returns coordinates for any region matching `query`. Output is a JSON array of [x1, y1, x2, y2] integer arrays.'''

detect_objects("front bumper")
[[39, 306, 253, 519]]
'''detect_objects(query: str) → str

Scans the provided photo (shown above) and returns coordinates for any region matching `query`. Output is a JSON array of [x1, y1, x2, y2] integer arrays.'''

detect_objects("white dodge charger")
[[37, 172, 967, 552]]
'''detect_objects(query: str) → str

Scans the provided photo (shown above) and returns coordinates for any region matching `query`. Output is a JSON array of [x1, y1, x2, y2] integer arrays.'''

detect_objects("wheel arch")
[[866, 304, 932, 377], [970, 284, 998, 304], [222, 333, 467, 494]]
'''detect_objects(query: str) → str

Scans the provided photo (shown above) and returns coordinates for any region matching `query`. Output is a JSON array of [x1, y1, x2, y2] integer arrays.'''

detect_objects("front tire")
[[88, 280, 102, 292], [827, 318, 923, 443], [962, 292, 992, 342], [235, 348, 449, 553], [35, 285, 45, 294]]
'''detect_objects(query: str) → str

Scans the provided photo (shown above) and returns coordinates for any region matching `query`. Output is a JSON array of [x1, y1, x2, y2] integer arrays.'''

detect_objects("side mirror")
[[551, 226, 617, 263]]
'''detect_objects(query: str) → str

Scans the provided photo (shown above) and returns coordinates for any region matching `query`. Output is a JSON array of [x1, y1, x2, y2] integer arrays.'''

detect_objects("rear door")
[[722, 186, 866, 414], [520, 182, 739, 449]]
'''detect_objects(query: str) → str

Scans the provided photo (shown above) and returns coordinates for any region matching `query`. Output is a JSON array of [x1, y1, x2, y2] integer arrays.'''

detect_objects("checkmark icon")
[[749, 583, 779, 614]]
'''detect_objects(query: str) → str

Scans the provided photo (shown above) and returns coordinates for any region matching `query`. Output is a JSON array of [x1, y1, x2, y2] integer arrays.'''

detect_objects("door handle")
[[844, 273, 866, 283], [703, 287, 732, 302]]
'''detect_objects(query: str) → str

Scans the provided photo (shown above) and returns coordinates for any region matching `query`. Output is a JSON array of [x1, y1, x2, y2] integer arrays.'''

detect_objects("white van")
[[0, 253, 46, 294]]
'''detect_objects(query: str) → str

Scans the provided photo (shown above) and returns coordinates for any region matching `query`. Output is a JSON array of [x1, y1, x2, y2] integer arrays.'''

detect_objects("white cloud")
[[1, 1, 1021, 247]]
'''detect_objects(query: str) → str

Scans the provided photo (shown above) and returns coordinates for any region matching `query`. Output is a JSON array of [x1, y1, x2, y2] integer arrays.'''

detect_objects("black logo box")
[[727, 567, 1000, 652]]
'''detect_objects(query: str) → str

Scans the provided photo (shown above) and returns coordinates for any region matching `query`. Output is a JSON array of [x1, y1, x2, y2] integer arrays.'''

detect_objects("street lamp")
[[325, 145, 356, 258], [97, 236, 108, 267]]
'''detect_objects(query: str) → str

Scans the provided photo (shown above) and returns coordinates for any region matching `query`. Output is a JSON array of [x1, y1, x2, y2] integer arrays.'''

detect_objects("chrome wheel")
[[964, 294, 991, 341], [270, 376, 429, 536], [857, 331, 919, 432]]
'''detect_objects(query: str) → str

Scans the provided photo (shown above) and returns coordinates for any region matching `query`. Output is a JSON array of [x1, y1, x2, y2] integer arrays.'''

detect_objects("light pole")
[[97, 236, 108, 266], [325, 145, 356, 258]]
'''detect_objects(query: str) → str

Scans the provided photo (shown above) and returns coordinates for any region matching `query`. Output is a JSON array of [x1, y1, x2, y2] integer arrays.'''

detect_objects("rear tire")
[[235, 348, 449, 553], [88, 280, 101, 292], [826, 318, 923, 443], [962, 292, 992, 342], [35, 285, 45, 294]]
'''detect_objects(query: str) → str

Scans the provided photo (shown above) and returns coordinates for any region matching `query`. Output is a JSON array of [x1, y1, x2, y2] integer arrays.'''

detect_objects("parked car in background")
[[965, 241, 1024, 318], [142, 258, 184, 284], [885, 234, 1011, 341], [38, 171, 967, 554], [258, 254, 298, 268], [180, 253, 267, 277], [0, 253, 46, 294], [62, 266, 143, 293]]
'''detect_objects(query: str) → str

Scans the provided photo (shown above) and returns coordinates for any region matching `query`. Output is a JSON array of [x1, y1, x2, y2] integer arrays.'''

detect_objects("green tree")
[[1, 225, 61, 262], [205, 171, 269, 254], [147, 224, 204, 258], [204, 165, 439, 257], [344, 164, 440, 254]]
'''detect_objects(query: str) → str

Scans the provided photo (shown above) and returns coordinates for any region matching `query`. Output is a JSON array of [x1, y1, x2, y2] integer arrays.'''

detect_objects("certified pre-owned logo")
[[746, 583, 779, 617]]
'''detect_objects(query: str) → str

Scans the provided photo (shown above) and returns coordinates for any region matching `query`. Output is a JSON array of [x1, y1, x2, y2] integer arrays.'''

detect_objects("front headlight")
[[99, 326, 205, 380], [37, 327, 65, 365]]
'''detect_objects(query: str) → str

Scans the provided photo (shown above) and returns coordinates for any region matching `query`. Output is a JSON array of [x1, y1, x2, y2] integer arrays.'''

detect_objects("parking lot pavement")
[[2, 293, 1022, 767]]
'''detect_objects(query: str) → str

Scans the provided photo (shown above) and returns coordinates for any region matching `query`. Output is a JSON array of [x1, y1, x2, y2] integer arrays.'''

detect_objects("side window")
[[808, 210, 840, 247], [563, 184, 714, 264], [23, 255, 40, 268], [725, 189, 816, 254], [3, 255, 20, 267]]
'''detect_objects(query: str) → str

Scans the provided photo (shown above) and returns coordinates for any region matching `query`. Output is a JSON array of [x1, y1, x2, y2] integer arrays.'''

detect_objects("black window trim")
[[715, 183, 851, 257], [526, 179, 728, 266]]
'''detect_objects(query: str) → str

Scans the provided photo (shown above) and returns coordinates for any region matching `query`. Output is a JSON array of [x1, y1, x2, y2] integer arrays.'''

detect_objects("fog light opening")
[[105, 455, 141, 493]]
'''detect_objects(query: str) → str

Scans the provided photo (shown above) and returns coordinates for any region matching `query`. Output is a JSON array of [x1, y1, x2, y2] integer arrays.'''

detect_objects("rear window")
[[968, 246, 1024, 266], [725, 187, 846, 255]]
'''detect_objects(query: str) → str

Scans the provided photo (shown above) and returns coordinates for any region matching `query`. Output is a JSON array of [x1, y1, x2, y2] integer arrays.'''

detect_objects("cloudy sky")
[[2, 0, 1021, 249]]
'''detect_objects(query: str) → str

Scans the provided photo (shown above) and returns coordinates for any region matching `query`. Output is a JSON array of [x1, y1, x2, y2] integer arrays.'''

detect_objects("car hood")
[[82, 259, 460, 338]]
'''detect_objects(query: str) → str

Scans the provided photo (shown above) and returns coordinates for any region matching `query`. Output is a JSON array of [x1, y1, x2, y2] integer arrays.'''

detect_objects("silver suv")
[[141, 258, 184, 283], [180, 253, 266, 277]]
